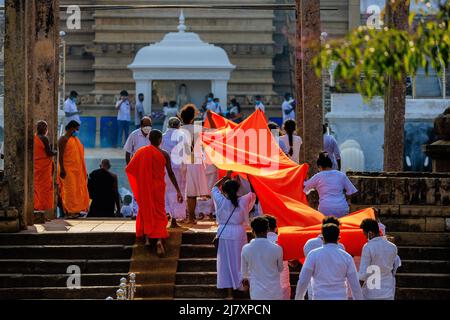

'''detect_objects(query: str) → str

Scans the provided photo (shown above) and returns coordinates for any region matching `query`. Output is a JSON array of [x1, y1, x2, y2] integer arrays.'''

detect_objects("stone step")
[[0, 245, 134, 260], [179, 244, 216, 258], [396, 287, 450, 300], [181, 232, 253, 245], [174, 284, 249, 299], [0, 232, 136, 246], [0, 286, 119, 300], [396, 273, 450, 289], [176, 272, 217, 285], [389, 232, 450, 247], [0, 259, 131, 274], [0, 273, 127, 288], [399, 260, 450, 274], [177, 258, 216, 272], [398, 246, 450, 260]]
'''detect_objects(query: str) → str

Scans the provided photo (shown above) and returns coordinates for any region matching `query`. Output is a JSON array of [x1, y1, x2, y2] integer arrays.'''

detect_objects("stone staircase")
[[0, 233, 135, 299], [174, 230, 450, 300]]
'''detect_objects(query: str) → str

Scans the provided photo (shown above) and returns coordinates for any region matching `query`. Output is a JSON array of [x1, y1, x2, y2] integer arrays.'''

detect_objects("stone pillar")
[[295, 0, 323, 173], [136, 80, 152, 115], [4, 0, 59, 229], [4, 0, 33, 229], [383, 0, 409, 171], [211, 80, 228, 109]]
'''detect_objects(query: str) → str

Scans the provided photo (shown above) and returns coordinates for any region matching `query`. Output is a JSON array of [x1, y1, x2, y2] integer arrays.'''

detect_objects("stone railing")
[[347, 172, 450, 233]]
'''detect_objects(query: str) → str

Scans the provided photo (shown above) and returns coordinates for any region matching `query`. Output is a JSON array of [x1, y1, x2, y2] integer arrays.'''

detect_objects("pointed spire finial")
[[178, 10, 186, 33]]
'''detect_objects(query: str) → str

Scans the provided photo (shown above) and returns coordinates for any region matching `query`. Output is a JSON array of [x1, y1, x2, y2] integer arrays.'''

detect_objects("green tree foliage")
[[314, 0, 450, 99]]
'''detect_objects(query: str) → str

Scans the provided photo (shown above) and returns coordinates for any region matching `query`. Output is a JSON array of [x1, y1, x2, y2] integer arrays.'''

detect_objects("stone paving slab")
[[19, 219, 220, 234]]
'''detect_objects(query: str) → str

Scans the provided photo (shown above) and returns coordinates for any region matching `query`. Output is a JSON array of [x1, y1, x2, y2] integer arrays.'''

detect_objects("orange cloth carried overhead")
[[34, 134, 54, 211], [58, 137, 90, 214], [201, 110, 375, 260], [126, 145, 169, 239]]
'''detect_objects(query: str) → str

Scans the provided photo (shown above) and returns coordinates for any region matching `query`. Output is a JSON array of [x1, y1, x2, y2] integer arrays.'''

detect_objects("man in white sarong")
[[265, 215, 291, 300], [162, 117, 188, 228], [295, 223, 363, 300], [241, 216, 284, 300], [358, 218, 400, 300]]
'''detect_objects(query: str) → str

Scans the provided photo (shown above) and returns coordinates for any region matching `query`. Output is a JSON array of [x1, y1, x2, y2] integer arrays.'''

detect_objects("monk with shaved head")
[[126, 129, 183, 257], [34, 121, 57, 212]]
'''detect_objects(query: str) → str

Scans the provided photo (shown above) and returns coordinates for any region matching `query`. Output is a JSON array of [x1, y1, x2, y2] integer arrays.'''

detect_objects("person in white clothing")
[[64, 91, 82, 126], [323, 125, 341, 170], [255, 95, 265, 113], [180, 104, 210, 224], [281, 93, 296, 123], [295, 223, 363, 300], [124, 116, 152, 164], [116, 90, 133, 148], [280, 120, 302, 164], [162, 117, 188, 228], [213, 98, 225, 116], [134, 93, 145, 129], [162, 101, 179, 133], [213, 171, 257, 299], [304, 152, 358, 217], [303, 216, 346, 300], [358, 218, 399, 300], [268, 122, 289, 155], [241, 216, 284, 300], [265, 215, 291, 300]]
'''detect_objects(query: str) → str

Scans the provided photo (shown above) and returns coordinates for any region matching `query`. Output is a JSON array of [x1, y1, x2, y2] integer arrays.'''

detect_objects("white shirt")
[[212, 186, 256, 241], [124, 129, 150, 157], [116, 99, 131, 121], [358, 236, 399, 300], [267, 232, 291, 292], [255, 102, 266, 113], [304, 170, 357, 217], [295, 244, 363, 300], [241, 238, 284, 300], [303, 235, 346, 300], [64, 98, 81, 125], [279, 135, 302, 164], [323, 134, 341, 170], [282, 100, 295, 123], [120, 205, 132, 218]]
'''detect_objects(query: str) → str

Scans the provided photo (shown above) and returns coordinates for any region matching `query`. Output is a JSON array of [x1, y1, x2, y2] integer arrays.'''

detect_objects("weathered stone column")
[[29, 0, 60, 220], [295, 0, 323, 173], [4, 0, 59, 229], [383, 0, 409, 171]]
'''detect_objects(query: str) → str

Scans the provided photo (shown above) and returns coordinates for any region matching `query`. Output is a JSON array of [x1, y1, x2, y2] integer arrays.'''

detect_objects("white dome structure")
[[128, 11, 235, 114]]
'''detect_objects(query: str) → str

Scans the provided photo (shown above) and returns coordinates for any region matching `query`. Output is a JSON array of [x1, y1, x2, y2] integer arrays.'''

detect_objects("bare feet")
[[156, 240, 165, 258], [197, 213, 205, 221], [144, 237, 151, 247]]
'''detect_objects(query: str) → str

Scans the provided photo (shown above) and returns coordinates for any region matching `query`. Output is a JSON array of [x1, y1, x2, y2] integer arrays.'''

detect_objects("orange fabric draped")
[[34, 134, 54, 211], [126, 145, 168, 239], [201, 110, 375, 260], [58, 137, 89, 214]]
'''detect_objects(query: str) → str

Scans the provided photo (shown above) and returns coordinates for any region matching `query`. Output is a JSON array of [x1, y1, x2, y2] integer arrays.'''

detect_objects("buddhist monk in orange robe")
[[57, 120, 90, 219], [126, 129, 183, 257], [34, 121, 57, 211]]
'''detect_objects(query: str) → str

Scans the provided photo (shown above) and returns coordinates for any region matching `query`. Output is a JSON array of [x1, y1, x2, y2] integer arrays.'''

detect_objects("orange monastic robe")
[[58, 137, 89, 214], [34, 134, 54, 211], [126, 145, 168, 239]]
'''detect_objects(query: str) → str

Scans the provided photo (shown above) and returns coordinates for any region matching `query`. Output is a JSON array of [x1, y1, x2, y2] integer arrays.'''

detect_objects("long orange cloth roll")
[[126, 145, 169, 239], [202, 110, 375, 260], [58, 137, 90, 214], [34, 134, 54, 211]]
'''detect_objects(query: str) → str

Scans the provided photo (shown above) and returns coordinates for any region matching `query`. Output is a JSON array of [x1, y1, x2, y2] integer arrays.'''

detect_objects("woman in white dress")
[[304, 152, 358, 218], [213, 171, 257, 299], [161, 117, 187, 228], [280, 119, 302, 164], [180, 104, 210, 224]]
